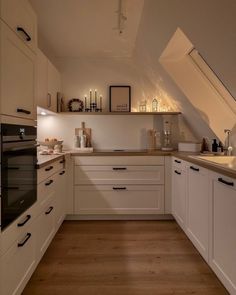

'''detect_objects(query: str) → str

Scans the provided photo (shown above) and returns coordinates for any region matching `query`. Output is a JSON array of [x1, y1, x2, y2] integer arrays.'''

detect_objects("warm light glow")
[[41, 111, 47, 116]]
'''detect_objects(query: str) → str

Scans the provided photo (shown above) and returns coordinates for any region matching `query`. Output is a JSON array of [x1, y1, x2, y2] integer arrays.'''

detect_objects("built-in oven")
[[1, 123, 37, 230]]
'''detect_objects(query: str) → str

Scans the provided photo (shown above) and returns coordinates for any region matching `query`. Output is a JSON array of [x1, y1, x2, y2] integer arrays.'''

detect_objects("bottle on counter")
[[212, 139, 218, 152], [80, 134, 87, 148]]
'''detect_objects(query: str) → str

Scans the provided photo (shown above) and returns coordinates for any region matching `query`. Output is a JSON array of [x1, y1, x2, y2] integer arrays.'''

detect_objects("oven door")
[[1, 141, 37, 230]]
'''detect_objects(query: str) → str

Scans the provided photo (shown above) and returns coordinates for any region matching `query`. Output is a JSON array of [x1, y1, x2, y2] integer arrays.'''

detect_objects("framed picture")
[[109, 86, 131, 112]]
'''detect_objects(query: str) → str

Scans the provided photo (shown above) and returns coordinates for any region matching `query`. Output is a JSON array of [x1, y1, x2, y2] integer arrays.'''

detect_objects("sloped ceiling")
[[30, 0, 144, 58]]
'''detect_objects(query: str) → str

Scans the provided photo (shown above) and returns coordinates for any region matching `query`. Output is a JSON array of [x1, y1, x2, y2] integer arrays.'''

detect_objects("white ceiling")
[[30, 0, 144, 58]]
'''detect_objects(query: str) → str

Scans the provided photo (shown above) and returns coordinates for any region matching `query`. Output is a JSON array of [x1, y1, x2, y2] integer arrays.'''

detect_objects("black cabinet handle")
[[218, 177, 234, 186], [45, 180, 53, 186], [18, 233, 31, 247], [5, 186, 19, 190], [112, 167, 127, 171], [174, 170, 181, 175], [17, 108, 31, 115], [45, 206, 54, 215], [113, 187, 127, 190], [17, 215, 31, 227], [17, 27, 31, 41], [59, 171, 65, 175], [45, 166, 53, 171], [59, 160, 65, 164], [190, 166, 199, 172], [174, 159, 181, 164]]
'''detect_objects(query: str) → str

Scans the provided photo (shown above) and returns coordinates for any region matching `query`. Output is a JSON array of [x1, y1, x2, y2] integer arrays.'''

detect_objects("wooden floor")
[[23, 221, 228, 295]]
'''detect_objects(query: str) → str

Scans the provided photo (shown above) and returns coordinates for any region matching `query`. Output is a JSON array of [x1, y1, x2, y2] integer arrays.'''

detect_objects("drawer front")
[[74, 185, 164, 214], [172, 157, 186, 169], [37, 173, 57, 213], [1, 0, 37, 52], [0, 221, 36, 295], [74, 156, 164, 166], [35, 195, 55, 260], [0, 201, 38, 257], [37, 159, 64, 184], [74, 165, 164, 185]]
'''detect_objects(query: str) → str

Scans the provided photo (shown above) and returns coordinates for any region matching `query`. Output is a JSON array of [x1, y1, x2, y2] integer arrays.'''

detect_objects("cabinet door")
[[172, 168, 186, 230], [36, 196, 55, 261], [0, 21, 36, 119], [55, 169, 66, 230], [47, 60, 61, 112], [1, 0, 37, 52], [210, 176, 236, 295], [0, 222, 36, 295], [186, 165, 209, 261], [36, 48, 48, 109]]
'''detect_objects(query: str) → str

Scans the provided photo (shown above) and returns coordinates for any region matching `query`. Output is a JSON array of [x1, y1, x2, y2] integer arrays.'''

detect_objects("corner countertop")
[[69, 149, 172, 156], [37, 154, 65, 169]]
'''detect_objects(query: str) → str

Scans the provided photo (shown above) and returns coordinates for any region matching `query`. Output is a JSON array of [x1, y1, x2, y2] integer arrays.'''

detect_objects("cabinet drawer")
[[37, 159, 64, 184], [74, 156, 164, 166], [0, 201, 38, 257], [37, 173, 57, 212], [0, 221, 36, 295], [172, 157, 186, 169], [35, 195, 55, 260], [1, 0, 37, 52], [74, 185, 164, 214], [74, 165, 164, 185]]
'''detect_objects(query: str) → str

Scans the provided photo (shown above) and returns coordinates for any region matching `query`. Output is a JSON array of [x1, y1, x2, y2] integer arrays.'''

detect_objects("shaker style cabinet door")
[[0, 21, 36, 119], [36, 48, 48, 110], [47, 60, 61, 113]]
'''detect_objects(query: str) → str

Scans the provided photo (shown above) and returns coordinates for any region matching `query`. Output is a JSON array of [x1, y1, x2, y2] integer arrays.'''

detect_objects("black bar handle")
[[113, 187, 127, 190], [5, 186, 19, 190], [17, 108, 31, 115], [17, 27, 31, 41], [59, 171, 65, 175], [218, 177, 234, 186], [174, 170, 181, 175], [45, 179, 53, 186], [59, 159, 65, 164], [18, 233, 31, 247], [45, 166, 53, 171], [174, 159, 181, 164], [112, 167, 127, 171], [7, 167, 20, 170], [45, 206, 54, 215], [17, 215, 31, 227], [190, 166, 200, 172]]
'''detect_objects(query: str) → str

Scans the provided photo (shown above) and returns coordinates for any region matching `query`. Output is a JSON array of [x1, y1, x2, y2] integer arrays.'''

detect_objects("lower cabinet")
[[74, 185, 164, 214], [0, 221, 37, 295], [186, 164, 209, 261], [210, 174, 236, 295], [55, 169, 67, 230]]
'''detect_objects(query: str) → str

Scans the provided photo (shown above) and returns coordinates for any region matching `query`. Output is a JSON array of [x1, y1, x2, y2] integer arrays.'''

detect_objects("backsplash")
[[37, 113, 197, 150]]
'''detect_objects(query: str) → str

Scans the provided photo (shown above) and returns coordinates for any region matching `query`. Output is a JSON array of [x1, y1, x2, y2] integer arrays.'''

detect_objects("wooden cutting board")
[[75, 122, 92, 147]]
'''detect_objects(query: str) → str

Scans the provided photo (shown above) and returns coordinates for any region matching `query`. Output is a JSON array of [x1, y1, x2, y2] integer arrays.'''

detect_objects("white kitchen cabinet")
[[0, 21, 36, 119], [186, 163, 209, 262], [0, 220, 37, 295], [172, 161, 186, 230], [74, 185, 164, 215], [36, 48, 61, 112], [0, 0, 37, 52], [73, 156, 165, 216], [210, 173, 236, 295], [55, 169, 66, 230]]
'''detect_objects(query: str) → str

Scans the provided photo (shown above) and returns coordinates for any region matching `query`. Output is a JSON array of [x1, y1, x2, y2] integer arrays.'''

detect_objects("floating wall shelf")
[[59, 111, 181, 115]]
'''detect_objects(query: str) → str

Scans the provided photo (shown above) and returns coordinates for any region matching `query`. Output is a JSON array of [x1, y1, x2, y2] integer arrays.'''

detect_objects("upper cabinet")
[[0, 0, 37, 53], [0, 21, 36, 120], [36, 48, 61, 113]]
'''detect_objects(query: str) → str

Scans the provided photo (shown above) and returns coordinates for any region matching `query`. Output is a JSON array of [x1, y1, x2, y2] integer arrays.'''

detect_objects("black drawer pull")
[[59, 171, 65, 175], [174, 159, 181, 164], [59, 159, 65, 164], [174, 170, 181, 175], [112, 167, 127, 171], [17, 215, 31, 227], [45, 180, 53, 186], [113, 187, 127, 190], [17, 108, 31, 115], [45, 206, 54, 215], [218, 178, 234, 186], [17, 27, 31, 41], [45, 166, 53, 171], [190, 166, 199, 172], [18, 233, 31, 247]]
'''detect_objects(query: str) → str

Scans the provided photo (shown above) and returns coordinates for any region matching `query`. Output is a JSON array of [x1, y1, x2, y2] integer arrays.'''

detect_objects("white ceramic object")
[[38, 140, 63, 148], [178, 142, 201, 152]]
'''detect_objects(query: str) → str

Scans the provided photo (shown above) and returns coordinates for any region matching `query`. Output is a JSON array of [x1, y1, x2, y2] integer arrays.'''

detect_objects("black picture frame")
[[109, 85, 131, 112]]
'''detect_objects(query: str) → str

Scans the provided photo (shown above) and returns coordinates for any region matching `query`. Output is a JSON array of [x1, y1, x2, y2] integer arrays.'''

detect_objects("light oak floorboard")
[[23, 221, 228, 295]]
